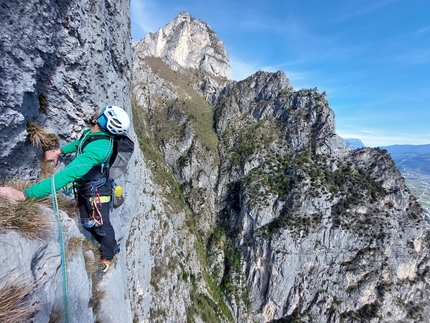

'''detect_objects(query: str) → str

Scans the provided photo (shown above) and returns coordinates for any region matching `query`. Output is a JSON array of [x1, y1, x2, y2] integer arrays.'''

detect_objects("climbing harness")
[[81, 177, 112, 228], [51, 175, 70, 323]]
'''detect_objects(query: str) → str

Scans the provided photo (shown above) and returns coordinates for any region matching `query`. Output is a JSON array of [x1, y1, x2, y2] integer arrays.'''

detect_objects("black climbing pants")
[[77, 194, 117, 261]]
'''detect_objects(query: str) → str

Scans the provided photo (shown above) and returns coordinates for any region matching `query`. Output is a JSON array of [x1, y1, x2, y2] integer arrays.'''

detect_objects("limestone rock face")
[[0, 210, 94, 323], [133, 14, 430, 320], [135, 11, 231, 81], [0, 0, 139, 321], [211, 71, 430, 322], [0, 0, 132, 180]]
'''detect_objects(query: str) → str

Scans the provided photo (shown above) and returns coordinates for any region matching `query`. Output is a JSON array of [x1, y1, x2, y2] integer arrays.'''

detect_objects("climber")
[[0, 105, 131, 277]]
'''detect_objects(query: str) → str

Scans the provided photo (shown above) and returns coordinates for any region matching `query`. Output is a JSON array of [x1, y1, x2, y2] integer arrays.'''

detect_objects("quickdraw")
[[91, 193, 104, 226], [88, 177, 107, 226]]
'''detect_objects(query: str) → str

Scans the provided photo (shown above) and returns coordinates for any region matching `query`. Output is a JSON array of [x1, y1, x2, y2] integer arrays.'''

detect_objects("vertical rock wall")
[[0, 1, 148, 322], [0, 0, 132, 179]]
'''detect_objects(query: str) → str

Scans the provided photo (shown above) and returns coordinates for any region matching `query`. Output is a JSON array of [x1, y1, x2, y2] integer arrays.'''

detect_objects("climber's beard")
[[87, 108, 102, 126]]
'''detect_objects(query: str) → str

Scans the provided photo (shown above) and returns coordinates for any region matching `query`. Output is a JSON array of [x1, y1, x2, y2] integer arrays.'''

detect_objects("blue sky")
[[130, 0, 430, 147]]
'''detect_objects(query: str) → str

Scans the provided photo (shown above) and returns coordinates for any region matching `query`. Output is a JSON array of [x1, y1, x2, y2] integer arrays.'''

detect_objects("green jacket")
[[25, 129, 113, 199]]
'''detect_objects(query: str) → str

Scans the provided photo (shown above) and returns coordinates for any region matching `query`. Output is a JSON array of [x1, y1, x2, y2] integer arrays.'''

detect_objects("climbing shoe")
[[114, 244, 121, 255], [95, 259, 112, 279]]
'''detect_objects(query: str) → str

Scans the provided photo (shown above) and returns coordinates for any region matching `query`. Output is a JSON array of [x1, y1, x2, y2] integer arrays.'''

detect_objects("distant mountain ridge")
[[381, 143, 430, 154], [381, 143, 430, 175]]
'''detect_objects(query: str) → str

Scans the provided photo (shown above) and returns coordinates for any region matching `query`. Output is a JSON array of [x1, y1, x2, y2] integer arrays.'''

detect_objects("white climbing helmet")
[[97, 105, 130, 135]]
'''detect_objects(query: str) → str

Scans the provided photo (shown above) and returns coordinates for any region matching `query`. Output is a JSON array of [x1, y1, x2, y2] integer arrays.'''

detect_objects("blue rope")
[[51, 176, 70, 323]]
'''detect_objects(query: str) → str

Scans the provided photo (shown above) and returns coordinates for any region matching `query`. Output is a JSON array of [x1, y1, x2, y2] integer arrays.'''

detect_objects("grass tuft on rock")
[[0, 279, 37, 323], [0, 197, 54, 240]]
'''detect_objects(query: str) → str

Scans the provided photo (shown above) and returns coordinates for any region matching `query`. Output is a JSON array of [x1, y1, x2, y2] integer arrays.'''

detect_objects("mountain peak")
[[344, 138, 365, 149], [176, 11, 192, 21], [134, 11, 231, 80]]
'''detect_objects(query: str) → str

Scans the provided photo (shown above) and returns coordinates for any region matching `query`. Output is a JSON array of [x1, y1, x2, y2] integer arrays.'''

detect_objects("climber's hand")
[[0, 187, 25, 201], [45, 148, 61, 165]]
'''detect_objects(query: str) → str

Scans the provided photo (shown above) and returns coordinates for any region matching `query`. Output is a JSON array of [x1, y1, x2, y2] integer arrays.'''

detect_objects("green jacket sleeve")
[[24, 138, 113, 199], [61, 139, 80, 155]]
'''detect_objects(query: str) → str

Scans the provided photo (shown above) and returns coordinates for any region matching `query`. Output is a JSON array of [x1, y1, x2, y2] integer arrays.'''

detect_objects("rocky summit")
[[134, 11, 231, 81], [1, 4, 430, 323]]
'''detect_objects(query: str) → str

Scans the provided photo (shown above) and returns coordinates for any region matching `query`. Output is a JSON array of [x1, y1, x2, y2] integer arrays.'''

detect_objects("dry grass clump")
[[26, 122, 59, 150], [67, 236, 82, 260], [0, 197, 54, 240], [48, 307, 65, 323], [56, 195, 77, 216], [38, 94, 48, 113], [82, 239, 101, 275], [39, 159, 56, 179], [0, 181, 75, 241], [0, 279, 37, 323], [38, 194, 77, 217], [90, 287, 106, 314], [81, 239, 106, 317]]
